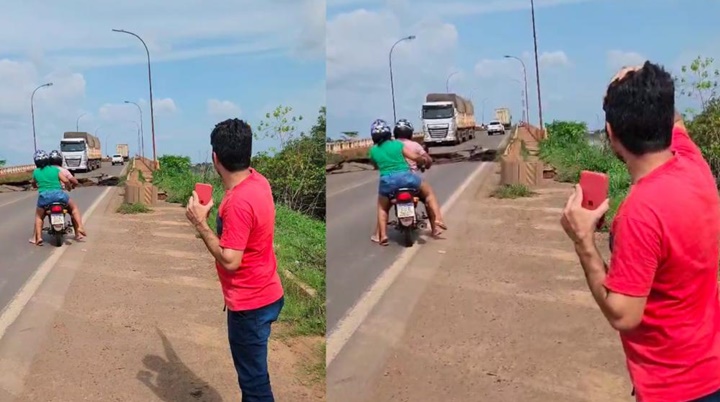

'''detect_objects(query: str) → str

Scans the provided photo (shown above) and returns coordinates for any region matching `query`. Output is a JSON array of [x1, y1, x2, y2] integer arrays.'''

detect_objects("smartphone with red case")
[[579, 170, 609, 230], [194, 183, 213, 206]]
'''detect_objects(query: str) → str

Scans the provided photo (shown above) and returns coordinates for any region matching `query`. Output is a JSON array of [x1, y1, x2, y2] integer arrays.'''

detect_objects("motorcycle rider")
[[367, 119, 425, 246], [29, 150, 75, 245], [47, 150, 86, 239], [392, 119, 447, 236]]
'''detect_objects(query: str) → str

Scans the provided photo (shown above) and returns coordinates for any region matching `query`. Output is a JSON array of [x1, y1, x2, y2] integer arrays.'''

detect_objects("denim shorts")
[[378, 171, 421, 197], [37, 190, 69, 208]]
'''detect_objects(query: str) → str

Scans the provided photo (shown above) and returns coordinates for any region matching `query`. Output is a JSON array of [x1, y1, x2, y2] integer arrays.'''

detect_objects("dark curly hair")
[[210, 118, 252, 172], [603, 61, 675, 156]]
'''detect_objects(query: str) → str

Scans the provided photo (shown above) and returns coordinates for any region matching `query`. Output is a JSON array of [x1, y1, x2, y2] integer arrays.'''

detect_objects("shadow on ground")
[[137, 328, 223, 401]]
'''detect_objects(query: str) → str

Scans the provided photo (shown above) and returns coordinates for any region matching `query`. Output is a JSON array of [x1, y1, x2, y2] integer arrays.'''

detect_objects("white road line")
[[327, 175, 377, 198], [0, 193, 34, 209], [0, 186, 113, 341], [326, 133, 513, 366]]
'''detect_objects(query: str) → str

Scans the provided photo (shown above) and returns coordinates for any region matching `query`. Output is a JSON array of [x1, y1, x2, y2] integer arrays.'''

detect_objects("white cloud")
[[207, 99, 242, 120], [535, 50, 571, 68], [152, 98, 177, 115], [476, 51, 570, 79], [327, 7, 460, 131], [0, 0, 323, 69], [607, 50, 647, 71], [329, 0, 595, 15]]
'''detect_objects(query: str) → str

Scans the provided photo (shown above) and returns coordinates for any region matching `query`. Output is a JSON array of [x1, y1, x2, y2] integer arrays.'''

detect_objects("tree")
[[340, 131, 359, 141], [255, 105, 303, 152], [252, 106, 326, 220], [0, 159, 5, 167], [678, 56, 720, 186], [678, 56, 720, 115]]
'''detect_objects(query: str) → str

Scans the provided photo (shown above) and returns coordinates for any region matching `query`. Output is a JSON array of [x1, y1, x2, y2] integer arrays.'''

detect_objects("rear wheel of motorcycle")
[[402, 228, 413, 247], [53, 232, 63, 247]]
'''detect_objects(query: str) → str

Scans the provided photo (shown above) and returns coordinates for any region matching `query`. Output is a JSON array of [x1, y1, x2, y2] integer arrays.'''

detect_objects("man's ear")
[[605, 122, 614, 142]]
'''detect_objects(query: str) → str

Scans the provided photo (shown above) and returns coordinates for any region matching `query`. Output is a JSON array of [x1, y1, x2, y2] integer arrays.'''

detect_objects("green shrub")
[[540, 120, 631, 222]]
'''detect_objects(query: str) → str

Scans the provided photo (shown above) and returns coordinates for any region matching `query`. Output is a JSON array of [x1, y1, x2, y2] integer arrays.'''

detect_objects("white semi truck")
[[422, 93, 476, 147], [61, 132, 102, 173]]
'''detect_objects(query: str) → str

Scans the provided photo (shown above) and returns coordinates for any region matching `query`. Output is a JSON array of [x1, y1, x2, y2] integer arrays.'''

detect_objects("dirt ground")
[[14, 191, 324, 401], [332, 171, 632, 401]]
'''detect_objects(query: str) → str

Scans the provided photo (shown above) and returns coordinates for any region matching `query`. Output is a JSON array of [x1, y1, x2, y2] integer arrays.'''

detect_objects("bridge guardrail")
[[326, 132, 424, 154], [0, 164, 35, 176]]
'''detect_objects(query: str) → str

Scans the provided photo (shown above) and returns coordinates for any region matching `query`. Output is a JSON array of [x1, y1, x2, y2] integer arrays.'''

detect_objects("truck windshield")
[[61, 142, 86, 152], [422, 105, 454, 119]]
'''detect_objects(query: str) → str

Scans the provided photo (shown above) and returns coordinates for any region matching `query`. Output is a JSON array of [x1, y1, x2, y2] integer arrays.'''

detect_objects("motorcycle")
[[44, 202, 74, 247], [389, 187, 428, 247]]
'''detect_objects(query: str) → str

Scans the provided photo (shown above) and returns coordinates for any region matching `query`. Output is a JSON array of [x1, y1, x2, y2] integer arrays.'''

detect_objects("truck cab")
[[422, 101, 465, 146], [61, 138, 90, 172]]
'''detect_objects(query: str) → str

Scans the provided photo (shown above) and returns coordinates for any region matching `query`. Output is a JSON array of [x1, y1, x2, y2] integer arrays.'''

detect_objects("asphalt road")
[[0, 162, 125, 313], [327, 130, 506, 332]]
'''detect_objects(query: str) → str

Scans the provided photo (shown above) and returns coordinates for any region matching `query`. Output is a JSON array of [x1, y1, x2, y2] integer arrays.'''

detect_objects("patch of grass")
[[137, 169, 146, 183], [154, 159, 326, 337], [302, 342, 326, 383], [491, 184, 535, 199], [117, 202, 152, 214]]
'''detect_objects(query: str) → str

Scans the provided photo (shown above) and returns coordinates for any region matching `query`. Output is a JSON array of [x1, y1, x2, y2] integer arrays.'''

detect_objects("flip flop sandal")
[[435, 221, 448, 231], [379, 238, 389, 246]]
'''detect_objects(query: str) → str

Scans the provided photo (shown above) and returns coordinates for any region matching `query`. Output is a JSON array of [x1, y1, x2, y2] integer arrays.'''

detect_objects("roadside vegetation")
[[491, 184, 535, 199], [152, 105, 326, 338], [540, 56, 720, 224], [116, 202, 152, 214]]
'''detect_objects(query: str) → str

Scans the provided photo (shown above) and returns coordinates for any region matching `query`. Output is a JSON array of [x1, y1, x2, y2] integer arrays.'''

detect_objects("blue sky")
[[0, 0, 324, 166], [327, 0, 720, 138]]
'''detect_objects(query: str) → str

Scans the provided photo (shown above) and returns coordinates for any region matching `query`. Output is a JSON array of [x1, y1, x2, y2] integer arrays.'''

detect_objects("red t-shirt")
[[605, 126, 720, 401], [216, 169, 283, 311]]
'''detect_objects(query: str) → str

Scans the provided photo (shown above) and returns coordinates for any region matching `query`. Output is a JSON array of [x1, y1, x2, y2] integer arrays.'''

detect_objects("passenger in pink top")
[[372, 119, 447, 241]]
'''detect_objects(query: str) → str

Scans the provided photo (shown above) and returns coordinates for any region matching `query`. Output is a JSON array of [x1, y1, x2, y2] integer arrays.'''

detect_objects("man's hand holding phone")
[[561, 171, 610, 246], [186, 183, 214, 228]]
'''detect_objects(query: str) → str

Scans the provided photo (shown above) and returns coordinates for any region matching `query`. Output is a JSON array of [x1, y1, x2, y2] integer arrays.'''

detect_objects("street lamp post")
[[530, 0, 544, 129], [389, 35, 416, 124], [31, 82, 53, 152], [504, 55, 530, 125], [124, 100, 145, 159], [113, 29, 157, 166], [510, 79, 527, 123], [446, 71, 459, 93], [76, 112, 87, 132]]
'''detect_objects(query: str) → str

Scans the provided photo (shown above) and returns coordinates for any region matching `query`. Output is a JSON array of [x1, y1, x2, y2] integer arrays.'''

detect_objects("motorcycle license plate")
[[50, 214, 64, 225], [397, 203, 415, 218]]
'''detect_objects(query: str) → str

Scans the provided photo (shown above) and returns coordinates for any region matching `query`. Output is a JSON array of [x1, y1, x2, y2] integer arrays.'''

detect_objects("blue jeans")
[[692, 388, 720, 402], [227, 296, 284, 402], [37, 190, 69, 208], [378, 171, 421, 197]]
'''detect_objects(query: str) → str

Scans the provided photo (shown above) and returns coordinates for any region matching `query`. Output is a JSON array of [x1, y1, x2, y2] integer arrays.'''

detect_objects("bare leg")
[[376, 196, 391, 245], [67, 199, 86, 238], [33, 208, 44, 245], [419, 181, 447, 236]]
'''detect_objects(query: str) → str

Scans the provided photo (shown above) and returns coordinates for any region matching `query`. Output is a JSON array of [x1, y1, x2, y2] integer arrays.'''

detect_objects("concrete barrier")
[[499, 124, 547, 187], [0, 165, 35, 176], [326, 133, 424, 154]]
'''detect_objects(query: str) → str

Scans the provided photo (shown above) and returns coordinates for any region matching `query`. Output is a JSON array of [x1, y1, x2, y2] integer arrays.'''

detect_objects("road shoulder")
[[329, 170, 630, 402], [0, 189, 323, 401]]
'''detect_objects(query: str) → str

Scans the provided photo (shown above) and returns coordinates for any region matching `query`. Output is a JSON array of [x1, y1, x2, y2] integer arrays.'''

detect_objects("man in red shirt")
[[186, 118, 284, 402], [561, 62, 720, 401]]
